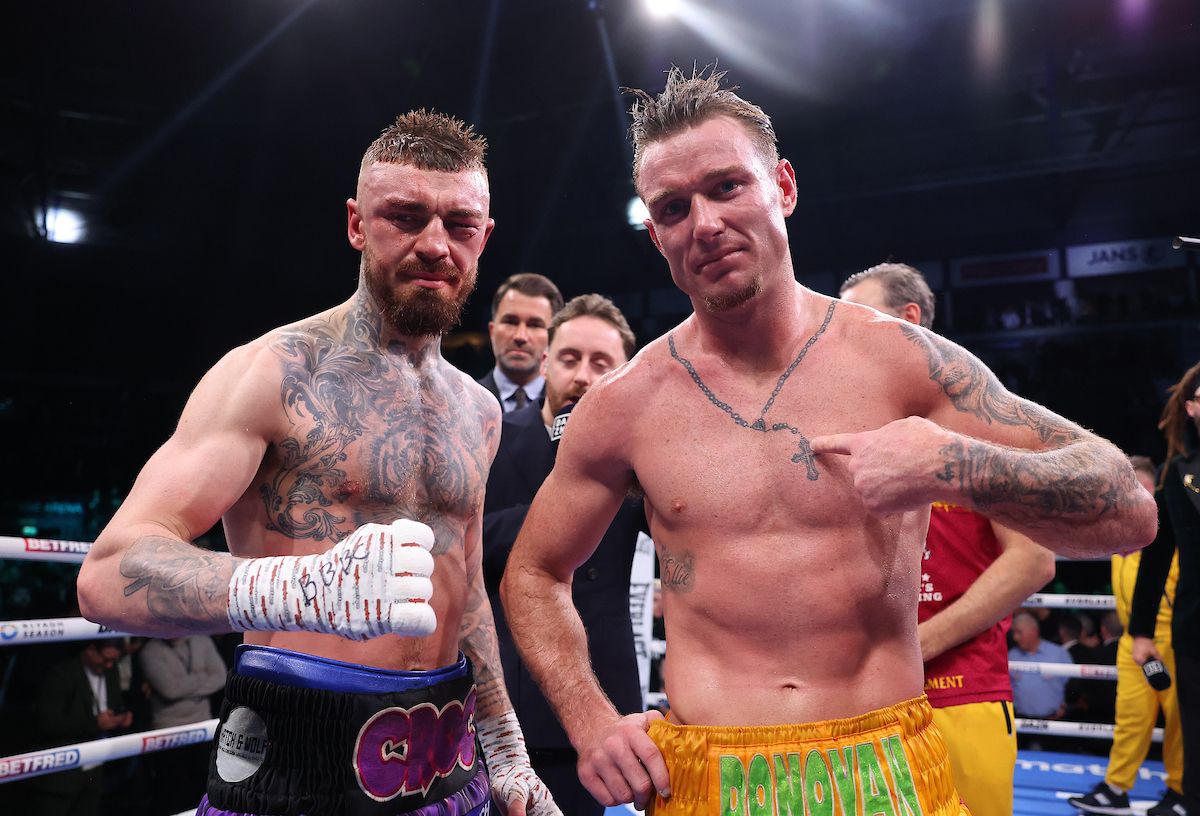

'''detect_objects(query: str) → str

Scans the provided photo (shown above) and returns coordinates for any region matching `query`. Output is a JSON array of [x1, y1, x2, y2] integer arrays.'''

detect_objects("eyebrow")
[[644, 165, 748, 211], [379, 197, 484, 221]]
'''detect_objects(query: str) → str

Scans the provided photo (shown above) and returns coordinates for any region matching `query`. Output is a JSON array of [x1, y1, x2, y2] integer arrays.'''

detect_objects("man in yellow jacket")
[[1070, 456, 1183, 816]]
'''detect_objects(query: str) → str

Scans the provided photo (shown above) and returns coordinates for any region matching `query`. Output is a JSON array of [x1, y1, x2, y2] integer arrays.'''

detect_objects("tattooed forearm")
[[458, 577, 508, 717], [899, 324, 1081, 446], [120, 536, 234, 628], [937, 438, 1136, 523]]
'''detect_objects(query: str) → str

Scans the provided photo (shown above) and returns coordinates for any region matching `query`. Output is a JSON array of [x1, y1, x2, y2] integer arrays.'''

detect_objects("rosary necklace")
[[667, 300, 837, 481]]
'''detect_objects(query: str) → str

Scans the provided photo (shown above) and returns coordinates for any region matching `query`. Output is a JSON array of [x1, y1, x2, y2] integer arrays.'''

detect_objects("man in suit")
[[29, 640, 131, 816], [483, 294, 642, 815], [478, 273, 564, 411]]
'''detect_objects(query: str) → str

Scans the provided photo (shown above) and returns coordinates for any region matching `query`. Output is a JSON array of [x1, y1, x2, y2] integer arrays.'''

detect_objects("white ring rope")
[[0, 718, 217, 785], [0, 535, 90, 563], [1025, 592, 1116, 610], [1008, 660, 1119, 680], [0, 617, 130, 645], [1016, 718, 1164, 742]]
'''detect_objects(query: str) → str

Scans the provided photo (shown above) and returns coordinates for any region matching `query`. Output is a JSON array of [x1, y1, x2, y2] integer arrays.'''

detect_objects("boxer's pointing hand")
[[812, 417, 953, 515]]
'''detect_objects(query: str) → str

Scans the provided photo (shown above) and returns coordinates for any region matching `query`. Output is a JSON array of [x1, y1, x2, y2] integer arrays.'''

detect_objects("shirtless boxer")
[[76, 111, 559, 816], [500, 68, 1157, 815]]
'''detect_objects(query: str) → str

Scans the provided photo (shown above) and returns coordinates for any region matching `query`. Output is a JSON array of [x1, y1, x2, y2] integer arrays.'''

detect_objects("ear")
[[540, 351, 549, 377], [479, 218, 496, 254], [644, 218, 666, 258], [775, 159, 798, 217], [346, 198, 365, 251], [901, 303, 923, 326]]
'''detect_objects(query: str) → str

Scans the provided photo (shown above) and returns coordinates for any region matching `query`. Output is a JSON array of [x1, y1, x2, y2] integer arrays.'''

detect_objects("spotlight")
[[45, 207, 85, 244], [645, 0, 681, 19], [627, 196, 650, 230]]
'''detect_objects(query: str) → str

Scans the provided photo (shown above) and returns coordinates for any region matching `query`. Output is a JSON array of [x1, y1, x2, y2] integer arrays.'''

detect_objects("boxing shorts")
[[647, 695, 968, 815], [198, 645, 491, 816]]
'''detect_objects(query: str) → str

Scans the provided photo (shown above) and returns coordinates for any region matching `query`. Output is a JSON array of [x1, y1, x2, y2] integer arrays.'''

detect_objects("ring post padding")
[[0, 718, 218, 784], [0, 617, 131, 646], [0, 536, 91, 563]]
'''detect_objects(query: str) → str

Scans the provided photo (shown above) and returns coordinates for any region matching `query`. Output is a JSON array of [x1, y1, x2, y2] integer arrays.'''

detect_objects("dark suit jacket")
[[482, 403, 644, 749], [29, 655, 125, 795], [477, 370, 544, 413]]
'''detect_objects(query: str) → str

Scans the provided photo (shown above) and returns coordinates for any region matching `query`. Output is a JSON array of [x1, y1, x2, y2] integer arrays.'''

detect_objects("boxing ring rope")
[[0, 718, 218, 784], [0, 535, 90, 563], [0, 533, 1161, 793]]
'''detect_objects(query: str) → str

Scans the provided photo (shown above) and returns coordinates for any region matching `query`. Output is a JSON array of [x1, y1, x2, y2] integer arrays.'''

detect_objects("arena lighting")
[[627, 195, 650, 230], [45, 207, 85, 244], [645, 0, 681, 19]]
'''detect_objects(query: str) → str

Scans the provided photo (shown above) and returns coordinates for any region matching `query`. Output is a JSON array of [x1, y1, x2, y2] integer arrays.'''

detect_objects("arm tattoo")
[[120, 536, 233, 627], [458, 575, 506, 716], [937, 438, 1133, 521], [898, 323, 1081, 447]]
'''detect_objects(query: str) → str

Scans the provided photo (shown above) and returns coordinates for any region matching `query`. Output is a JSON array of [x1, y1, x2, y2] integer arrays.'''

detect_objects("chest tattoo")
[[259, 320, 488, 551], [667, 301, 836, 480]]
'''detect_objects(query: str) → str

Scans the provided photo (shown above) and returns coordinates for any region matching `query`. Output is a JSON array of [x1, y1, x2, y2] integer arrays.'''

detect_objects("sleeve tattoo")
[[120, 536, 234, 628], [899, 323, 1136, 522]]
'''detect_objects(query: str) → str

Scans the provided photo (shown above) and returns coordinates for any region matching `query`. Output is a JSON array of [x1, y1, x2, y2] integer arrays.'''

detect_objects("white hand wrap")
[[477, 711, 562, 815], [226, 519, 436, 640]]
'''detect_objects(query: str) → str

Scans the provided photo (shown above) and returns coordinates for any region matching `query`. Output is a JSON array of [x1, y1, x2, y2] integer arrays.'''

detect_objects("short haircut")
[[490, 273, 564, 318], [1012, 611, 1038, 633], [840, 262, 936, 329], [548, 294, 637, 361], [1127, 455, 1156, 480], [360, 109, 487, 177], [626, 66, 779, 189], [1058, 615, 1083, 640]]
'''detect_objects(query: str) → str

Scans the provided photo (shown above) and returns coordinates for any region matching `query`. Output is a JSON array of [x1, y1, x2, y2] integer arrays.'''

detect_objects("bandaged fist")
[[477, 712, 563, 816], [227, 518, 437, 640]]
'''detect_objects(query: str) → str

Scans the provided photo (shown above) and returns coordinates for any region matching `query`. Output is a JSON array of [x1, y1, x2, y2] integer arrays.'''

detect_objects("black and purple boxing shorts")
[[197, 645, 490, 816]]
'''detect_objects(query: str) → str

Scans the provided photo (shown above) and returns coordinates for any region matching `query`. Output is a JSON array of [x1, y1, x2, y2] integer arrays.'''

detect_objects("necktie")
[[511, 388, 529, 410]]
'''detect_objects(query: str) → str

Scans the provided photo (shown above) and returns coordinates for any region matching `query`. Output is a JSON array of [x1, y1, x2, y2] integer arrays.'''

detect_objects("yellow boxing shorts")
[[647, 696, 968, 816]]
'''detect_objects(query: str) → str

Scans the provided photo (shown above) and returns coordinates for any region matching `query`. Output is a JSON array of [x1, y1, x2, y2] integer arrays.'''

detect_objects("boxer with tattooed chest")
[[78, 111, 560, 816], [501, 69, 1158, 815]]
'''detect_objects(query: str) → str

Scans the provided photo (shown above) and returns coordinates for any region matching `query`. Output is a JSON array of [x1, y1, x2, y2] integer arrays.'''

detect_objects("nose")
[[690, 196, 723, 243], [414, 218, 450, 265], [512, 322, 530, 346]]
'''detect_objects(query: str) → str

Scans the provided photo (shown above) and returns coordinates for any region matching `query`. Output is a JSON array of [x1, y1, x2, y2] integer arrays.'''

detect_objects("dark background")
[[3, 0, 1199, 541]]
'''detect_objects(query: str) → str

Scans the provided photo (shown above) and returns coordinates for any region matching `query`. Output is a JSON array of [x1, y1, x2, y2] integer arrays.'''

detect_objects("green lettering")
[[828, 746, 858, 815], [884, 735, 924, 816], [748, 753, 773, 816], [803, 748, 835, 816], [774, 752, 805, 816], [856, 742, 898, 816], [720, 755, 747, 816]]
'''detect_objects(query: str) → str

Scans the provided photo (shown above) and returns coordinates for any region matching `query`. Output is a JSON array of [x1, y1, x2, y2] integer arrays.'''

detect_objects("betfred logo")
[[23, 538, 90, 554], [354, 687, 477, 802], [0, 749, 81, 779], [142, 729, 209, 753]]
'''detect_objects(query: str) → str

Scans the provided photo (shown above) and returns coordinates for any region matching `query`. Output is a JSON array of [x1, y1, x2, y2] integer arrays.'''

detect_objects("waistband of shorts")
[[208, 653, 480, 815], [234, 644, 469, 694], [657, 694, 935, 745], [648, 695, 964, 815]]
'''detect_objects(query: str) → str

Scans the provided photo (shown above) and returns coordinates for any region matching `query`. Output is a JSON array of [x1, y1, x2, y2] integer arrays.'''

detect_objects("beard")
[[702, 273, 763, 313], [363, 244, 477, 337]]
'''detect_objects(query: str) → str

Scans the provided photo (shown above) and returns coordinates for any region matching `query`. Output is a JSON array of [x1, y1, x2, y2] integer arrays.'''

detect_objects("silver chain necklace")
[[667, 300, 837, 480]]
